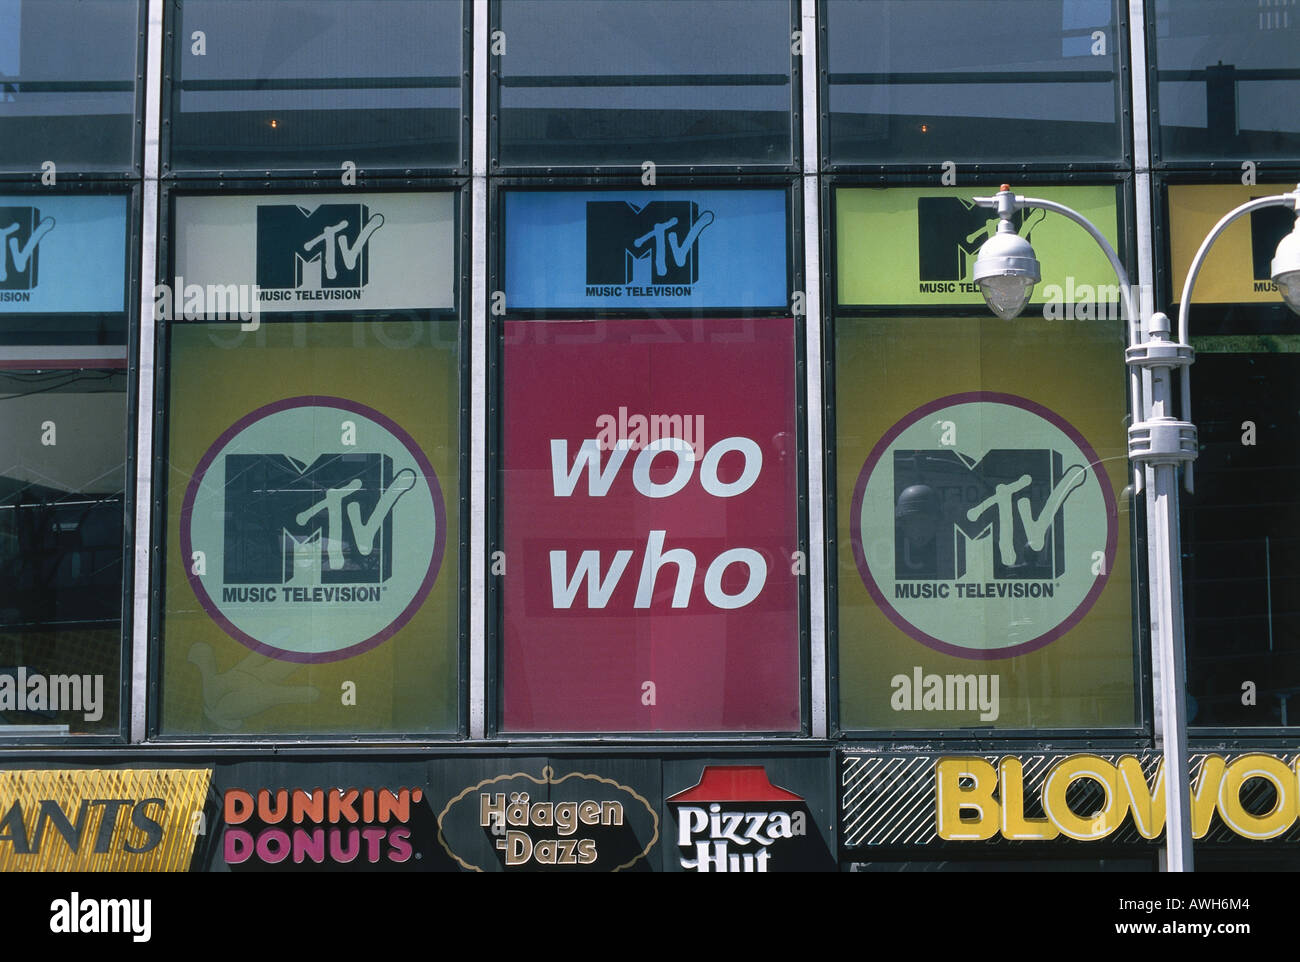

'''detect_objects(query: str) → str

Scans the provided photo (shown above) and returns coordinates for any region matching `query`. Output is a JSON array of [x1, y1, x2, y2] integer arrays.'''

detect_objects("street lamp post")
[[968, 183, 1300, 873]]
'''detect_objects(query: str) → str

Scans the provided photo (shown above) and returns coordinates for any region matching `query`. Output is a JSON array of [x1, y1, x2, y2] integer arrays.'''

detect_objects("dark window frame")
[[486, 173, 812, 739], [0, 179, 142, 746], [822, 169, 1151, 741], [147, 177, 472, 743]]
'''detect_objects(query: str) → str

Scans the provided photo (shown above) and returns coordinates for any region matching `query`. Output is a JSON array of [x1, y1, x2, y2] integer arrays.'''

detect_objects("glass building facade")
[[0, 0, 1297, 874]]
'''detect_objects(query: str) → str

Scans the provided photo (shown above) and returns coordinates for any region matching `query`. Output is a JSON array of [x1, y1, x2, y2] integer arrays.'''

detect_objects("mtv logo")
[[0, 207, 55, 290], [893, 449, 1085, 581], [222, 452, 415, 585], [916, 198, 1041, 282], [586, 200, 715, 285], [1250, 204, 1294, 281], [255, 203, 385, 289]]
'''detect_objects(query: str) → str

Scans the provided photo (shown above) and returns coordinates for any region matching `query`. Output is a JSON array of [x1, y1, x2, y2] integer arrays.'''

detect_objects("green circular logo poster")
[[851, 393, 1116, 659], [182, 397, 445, 662]]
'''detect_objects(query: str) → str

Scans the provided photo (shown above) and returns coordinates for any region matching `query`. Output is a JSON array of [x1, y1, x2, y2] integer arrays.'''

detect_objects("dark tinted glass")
[[496, 0, 794, 168], [0, 368, 127, 735], [1182, 348, 1300, 728], [0, 0, 140, 172], [1152, 0, 1300, 161], [824, 0, 1124, 165], [169, 0, 463, 171]]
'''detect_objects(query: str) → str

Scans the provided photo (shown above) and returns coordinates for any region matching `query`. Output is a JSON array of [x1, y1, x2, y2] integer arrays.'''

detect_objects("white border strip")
[[129, 0, 165, 743], [801, 0, 827, 738], [469, 0, 489, 739]]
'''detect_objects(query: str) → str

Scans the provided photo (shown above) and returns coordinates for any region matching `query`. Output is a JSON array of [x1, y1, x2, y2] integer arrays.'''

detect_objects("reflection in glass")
[[1152, 0, 1300, 161], [824, 0, 1123, 165], [1183, 349, 1300, 728], [0, 369, 126, 734], [170, 0, 462, 170], [0, 0, 139, 171], [497, 0, 793, 167]]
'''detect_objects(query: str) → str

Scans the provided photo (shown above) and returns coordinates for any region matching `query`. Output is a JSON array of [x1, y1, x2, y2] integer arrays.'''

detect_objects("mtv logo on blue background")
[[586, 200, 714, 286], [0, 206, 55, 291], [505, 189, 788, 309], [256, 203, 385, 289], [223, 452, 415, 585], [0, 194, 127, 314], [894, 449, 1083, 581]]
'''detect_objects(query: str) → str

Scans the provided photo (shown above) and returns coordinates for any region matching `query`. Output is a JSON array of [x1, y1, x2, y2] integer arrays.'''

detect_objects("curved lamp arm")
[[1175, 189, 1300, 492], [973, 192, 1143, 492]]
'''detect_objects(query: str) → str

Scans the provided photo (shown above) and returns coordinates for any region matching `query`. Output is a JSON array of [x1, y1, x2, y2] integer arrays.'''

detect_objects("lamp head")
[[972, 186, 1041, 320], [1272, 210, 1300, 316]]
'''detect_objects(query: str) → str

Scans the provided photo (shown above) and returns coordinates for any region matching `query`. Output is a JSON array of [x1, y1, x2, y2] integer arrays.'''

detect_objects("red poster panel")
[[502, 318, 800, 732]]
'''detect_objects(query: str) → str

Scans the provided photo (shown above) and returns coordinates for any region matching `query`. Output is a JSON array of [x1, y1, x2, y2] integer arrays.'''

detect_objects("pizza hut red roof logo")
[[667, 766, 807, 873]]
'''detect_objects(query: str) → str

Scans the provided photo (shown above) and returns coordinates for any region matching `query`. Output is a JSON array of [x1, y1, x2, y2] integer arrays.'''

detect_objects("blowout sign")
[[501, 318, 800, 731], [162, 322, 459, 735], [0, 194, 127, 315], [181, 396, 445, 662], [1168, 183, 1299, 305], [851, 393, 1116, 659], [840, 751, 1300, 848], [172, 192, 455, 313], [504, 189, 788, 309], [835, 185, 1120, 309]]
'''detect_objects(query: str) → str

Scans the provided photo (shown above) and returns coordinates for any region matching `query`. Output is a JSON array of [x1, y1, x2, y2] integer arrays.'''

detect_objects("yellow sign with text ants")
[[0, 769, 211, 871]]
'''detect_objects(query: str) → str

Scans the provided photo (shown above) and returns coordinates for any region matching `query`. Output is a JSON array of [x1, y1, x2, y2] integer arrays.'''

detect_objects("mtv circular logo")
[[182, 397, 445, 663], [851, 393, 1117, 659]]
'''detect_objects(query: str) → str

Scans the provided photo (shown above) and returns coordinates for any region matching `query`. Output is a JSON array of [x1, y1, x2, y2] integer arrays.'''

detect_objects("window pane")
[[170, 0, 463, 171], [158, 190, 461, 736], [497, 0, 793, 168], [835, 184, 1124, 311], [825, 0, 1123, 165], [834, 316, 1138, 730], [0, 0, 140, 172], [1167, 183, 1298, 318], [1, 193, 130, 349], [1152, 0, 1300, 162], [172, 192, 456, 315], [159, 321, 460, 735], [1182, 348, 1300, 728], [0, 369, 127, 735], [504, 188, 789, 311], [501, 318, 801, 732]]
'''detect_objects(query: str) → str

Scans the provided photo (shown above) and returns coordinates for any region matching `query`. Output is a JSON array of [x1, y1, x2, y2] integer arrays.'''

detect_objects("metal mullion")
[[470, 0, 489, 739], [129, 0, 165, 744], [800, 0, 827, 739]]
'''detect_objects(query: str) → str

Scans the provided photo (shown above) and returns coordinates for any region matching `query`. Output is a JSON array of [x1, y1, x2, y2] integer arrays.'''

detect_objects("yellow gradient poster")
[[161, 321, 460, 735], [836, 316, 1137, 729]]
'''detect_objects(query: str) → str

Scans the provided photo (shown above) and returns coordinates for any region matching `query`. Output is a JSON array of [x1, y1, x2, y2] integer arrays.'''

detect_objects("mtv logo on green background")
[[836, 185, 1121, 309]]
